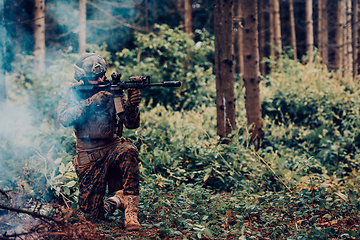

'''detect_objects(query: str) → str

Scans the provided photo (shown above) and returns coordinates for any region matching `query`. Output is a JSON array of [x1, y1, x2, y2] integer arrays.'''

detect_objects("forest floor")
[[1, 190, 359, 239]]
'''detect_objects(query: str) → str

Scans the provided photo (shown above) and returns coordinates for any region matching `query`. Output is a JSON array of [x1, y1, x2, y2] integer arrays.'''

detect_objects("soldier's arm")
[[122, 103, 140, 129], [59, 86, 90, 127]]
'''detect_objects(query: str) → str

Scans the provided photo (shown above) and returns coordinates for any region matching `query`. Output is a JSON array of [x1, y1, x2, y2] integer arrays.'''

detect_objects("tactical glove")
[[127, 76, 144, 106], [88, 91, 113, 108], [127, 89, 142, 106]]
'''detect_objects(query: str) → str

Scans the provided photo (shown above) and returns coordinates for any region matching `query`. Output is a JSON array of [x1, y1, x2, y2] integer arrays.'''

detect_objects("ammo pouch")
[[75, 121, 123, 139], [75, 149, 105, 166]]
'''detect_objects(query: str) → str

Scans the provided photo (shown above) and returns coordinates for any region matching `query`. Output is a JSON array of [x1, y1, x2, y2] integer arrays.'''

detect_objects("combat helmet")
[[74, 53, 107, 83]]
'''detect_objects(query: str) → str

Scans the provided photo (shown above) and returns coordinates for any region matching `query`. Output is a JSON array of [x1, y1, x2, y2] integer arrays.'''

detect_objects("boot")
[[104, 190, 125, 215], [124, 195, 141, 231]]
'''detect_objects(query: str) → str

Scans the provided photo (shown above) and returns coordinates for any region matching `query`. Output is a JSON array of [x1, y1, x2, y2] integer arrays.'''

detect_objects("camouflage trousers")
[[73, 138, 140, 219]]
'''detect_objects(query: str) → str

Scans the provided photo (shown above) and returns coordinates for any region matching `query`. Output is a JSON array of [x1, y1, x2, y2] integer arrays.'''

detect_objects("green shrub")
[[113, 24, 216, 110], [261, 52, 360, 174]]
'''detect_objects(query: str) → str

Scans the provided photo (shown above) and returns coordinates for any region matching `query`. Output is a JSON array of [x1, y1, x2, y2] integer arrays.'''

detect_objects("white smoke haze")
[[0, 0, 140, 195], [47, 1, 79, 31], [0, 101, 46, 187], [0, 1, 142, 236]]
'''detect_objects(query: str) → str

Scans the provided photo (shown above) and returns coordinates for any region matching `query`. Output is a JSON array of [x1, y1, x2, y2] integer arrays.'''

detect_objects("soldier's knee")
[[122, 143, 139, 162], [126, 144, 138, 155]]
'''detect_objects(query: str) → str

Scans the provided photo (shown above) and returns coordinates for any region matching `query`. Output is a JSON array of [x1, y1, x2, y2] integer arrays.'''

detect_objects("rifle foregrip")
[[162, 81, 181, 87]]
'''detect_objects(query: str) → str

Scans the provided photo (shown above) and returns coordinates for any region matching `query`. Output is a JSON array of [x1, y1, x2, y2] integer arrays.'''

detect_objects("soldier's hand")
[[127, 89, 142, 106], [89, 91, 112, 108], [127, 76, 143, 106]]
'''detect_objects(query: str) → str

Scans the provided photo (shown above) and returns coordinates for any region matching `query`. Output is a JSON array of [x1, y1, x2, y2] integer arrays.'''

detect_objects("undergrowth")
[[1, 32, 360, 238]]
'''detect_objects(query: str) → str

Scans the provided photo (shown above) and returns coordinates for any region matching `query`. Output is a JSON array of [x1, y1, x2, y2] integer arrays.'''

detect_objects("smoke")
[[0, 102, 36, 183], [0, 0, 140, 194], [0, 1, 141, 235]]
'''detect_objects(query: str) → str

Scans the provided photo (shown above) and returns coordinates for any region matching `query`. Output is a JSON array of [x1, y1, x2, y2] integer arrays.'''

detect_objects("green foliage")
[[1, 52, 79, 203], [114, 24, 216, 110], [134, 179, 360, 239], [2, 28, 360, 238], [261, 52, 360, 175]]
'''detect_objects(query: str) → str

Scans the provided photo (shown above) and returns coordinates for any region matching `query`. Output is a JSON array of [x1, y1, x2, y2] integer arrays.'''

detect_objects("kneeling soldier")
[[59, 53, 141, 231]]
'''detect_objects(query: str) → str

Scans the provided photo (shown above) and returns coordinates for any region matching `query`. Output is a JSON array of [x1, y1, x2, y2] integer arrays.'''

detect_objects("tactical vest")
[[74, 98, 123, 139]]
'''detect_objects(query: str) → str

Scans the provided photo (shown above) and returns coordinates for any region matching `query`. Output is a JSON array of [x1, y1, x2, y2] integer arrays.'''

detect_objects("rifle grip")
[[113, 96, 125, 115]]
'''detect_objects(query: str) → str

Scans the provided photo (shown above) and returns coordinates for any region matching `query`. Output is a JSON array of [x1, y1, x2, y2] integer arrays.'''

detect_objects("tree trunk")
[[353, 0, 358, 79], [259, 0, 266, 75], [318, 0, 328, 65], [235, 0, 244, 75], [34, 0, 45, 73], [0, 1, 5, 103], [184, 0, 192, 34], [318, 0, 323, 59], [345, 0, 353, 81], [306, 0, 313, 60], [273, 0, 282, 54], [242, 0, 263, 150], [145, 0, 149, 33], [79, 0, 87, 54], [336, 0, 345, 71], [289, 0, 297, 59], [214, 0, 236, 141], [269, 0, 275, 57]]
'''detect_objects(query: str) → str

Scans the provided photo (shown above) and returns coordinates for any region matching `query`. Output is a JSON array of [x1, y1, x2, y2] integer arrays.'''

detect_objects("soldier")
[[59, 53, 141, 231]]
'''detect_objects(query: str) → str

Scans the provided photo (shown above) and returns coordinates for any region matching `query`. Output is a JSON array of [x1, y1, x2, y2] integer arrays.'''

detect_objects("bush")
[[113, 24, 216, 110], [261, 53, 360, 173]]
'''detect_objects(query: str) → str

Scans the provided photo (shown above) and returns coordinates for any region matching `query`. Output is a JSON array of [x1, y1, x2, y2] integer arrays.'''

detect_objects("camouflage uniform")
[[59, 83, 140, 219]]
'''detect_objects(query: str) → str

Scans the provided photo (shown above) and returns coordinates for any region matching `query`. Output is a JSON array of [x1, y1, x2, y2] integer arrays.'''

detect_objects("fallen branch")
[[0, 190, 9, 200], [0, 228, 38, 239], [0, 204, 65, 226]]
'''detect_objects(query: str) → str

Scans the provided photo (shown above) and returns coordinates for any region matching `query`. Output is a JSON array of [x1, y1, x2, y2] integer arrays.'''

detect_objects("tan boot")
[[124, 195, 141, 231], [104, 190, 125, 215]]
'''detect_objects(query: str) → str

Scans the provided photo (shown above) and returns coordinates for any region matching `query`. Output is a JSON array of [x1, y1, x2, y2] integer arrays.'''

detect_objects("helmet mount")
[[74, 53, 107, 83]]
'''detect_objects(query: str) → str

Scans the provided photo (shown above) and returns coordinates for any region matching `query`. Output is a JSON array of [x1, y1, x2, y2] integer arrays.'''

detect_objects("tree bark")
[[214, 0, 236, 141], [318, 0, 328, 65], [242, 0, 263, 150], [306, 0, 313, 60], [0, 0, 5, 103], [145, 0, 149, 33], [235, 0, 244, 75], [353, 0, 358, 79], [273, 0, 282, 54], [34, 0, 45, 73], [79, 0, 87, 54], [184, 0, 192, 34], [318, 0, 323, 58], [345, 0, 353, 81], [289, 0, 297, 59], [269, 0, 275, 57], [336, 0, 344, 71], [258, 0, 266, 75]]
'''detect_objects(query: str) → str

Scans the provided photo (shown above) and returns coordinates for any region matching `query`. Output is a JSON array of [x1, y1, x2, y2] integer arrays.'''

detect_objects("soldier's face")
[[88, 75, 105, 85]]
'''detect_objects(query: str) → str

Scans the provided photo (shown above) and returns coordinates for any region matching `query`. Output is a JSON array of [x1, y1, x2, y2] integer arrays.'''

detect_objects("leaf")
[[335, 192, 348, 202], [54, 158, 62, 164], [59, 163, 66, 174], [322, 214, 332, 220], [66, 180, 77, 188], [63, 186, 70, 196], [203, 228, 213, 239], [204, 173, 210, 182]]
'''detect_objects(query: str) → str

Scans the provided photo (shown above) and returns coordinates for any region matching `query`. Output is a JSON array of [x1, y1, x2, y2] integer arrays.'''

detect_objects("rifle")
[[75, 73, 181, 115]]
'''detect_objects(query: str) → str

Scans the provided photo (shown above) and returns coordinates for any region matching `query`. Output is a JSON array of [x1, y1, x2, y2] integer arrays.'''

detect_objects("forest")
[[1, 0, 360, 239]]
